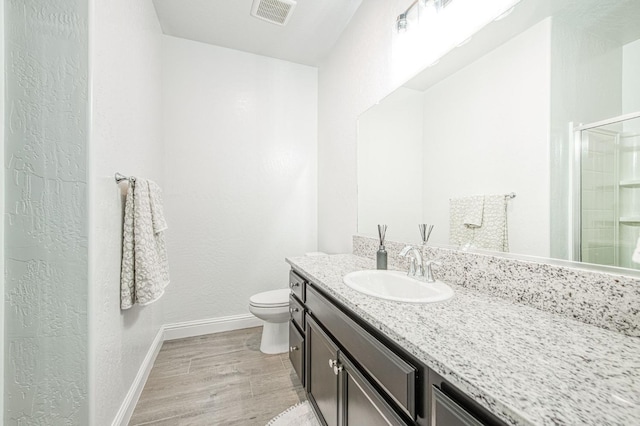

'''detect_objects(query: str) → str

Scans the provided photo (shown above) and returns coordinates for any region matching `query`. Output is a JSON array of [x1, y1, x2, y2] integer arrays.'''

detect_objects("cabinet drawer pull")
[[290, 307, 300, 314], [290, 281, 300, 288], [290, 346, 299, 352], [329, 359, 337, 368]]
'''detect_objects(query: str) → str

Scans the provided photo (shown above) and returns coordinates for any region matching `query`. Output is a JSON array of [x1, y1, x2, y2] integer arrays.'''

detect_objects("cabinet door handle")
[[329, 359, 337, 368], [290, 346, 299, 352], [333, 364, 343, 376]]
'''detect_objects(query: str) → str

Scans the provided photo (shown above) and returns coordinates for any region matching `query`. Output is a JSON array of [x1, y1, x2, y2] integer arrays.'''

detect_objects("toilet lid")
[[250, 289, 290, 307]]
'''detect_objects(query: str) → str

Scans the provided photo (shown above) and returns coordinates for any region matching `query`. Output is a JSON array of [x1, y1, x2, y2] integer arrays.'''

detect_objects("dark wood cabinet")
[[307, 316, 340, 426], [306, 314, 408, 426], [341, 353, 407, 426], [288, 321, 305, 387], [288, 270, 307, 388], [428, 371, 505, 426], [431, 386, 483, 426], [289, 270, 305, 302], [306, 284, 416, 419], [288, 268, 507, 426]]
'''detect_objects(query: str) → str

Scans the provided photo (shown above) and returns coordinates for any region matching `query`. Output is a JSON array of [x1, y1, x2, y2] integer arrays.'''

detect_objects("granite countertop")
[[286, 254, 640, 426]]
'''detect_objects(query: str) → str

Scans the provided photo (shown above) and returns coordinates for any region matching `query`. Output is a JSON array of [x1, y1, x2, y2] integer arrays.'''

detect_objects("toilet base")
[[259, 321, 289, 354]]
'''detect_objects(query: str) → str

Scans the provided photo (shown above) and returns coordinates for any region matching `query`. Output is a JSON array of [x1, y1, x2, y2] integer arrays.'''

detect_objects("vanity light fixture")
[[433, 0, 453, 12], [396, 13, 409, 32], [397, 0, 453, 33]]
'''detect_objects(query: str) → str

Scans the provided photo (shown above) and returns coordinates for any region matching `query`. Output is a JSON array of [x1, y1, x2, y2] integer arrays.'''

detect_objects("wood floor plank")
[[130, 326, 306, 426]]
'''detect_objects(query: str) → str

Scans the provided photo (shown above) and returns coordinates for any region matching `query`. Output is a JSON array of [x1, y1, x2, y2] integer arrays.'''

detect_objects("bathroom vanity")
[[289, 267, 506, 425], [287, 253, 640, 426]]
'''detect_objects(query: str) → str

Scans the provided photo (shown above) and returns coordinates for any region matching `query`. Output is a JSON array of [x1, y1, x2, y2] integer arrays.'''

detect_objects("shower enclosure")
[[576, 112, 640, 269]]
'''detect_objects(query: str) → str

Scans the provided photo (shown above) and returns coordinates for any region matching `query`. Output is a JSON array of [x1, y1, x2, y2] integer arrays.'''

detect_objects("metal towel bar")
[[115, 172, 135, 184]]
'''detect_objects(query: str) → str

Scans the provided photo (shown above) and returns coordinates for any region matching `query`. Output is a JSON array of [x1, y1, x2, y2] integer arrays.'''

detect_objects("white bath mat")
[[266, 401, 321, 426]]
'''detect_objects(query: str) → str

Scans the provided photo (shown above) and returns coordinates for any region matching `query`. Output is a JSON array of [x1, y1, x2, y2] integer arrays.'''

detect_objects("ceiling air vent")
[[250, 0, 297, 26]]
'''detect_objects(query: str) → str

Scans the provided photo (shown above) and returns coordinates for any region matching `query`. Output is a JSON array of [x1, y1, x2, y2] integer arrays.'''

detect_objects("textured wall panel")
[[4, 0, 89, 423]]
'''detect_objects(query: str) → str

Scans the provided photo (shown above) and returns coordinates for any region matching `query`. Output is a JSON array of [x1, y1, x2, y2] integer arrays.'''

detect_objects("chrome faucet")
[[399, 245, 424, 278], [400, 245, 442, 282]]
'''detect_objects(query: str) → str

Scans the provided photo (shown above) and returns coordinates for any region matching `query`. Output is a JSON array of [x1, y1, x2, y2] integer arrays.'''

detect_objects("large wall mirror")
[[358, 0, 640, 272]]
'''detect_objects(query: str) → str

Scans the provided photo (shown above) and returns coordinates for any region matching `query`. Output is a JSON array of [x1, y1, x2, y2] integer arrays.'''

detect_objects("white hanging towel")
[[463, 195, 484, 228], [450, 194, 509, 252], [121, 178, 170, 309]]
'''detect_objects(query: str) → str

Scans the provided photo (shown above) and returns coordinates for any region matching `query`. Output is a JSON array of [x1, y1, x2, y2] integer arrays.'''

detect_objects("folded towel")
[[121, 178, 170, 309], [450, 194, 509, 252], [450, 197, 474, 247], [475, 194, 509, 252], [463, 195, 484, 228]]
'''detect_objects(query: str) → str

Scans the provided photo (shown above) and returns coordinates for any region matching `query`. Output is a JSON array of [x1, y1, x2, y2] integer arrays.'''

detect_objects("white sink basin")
[[343, 270, 454, 303]]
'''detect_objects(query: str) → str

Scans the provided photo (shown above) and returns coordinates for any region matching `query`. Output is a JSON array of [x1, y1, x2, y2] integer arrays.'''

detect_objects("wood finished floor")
[[129, 327, 306, 425]]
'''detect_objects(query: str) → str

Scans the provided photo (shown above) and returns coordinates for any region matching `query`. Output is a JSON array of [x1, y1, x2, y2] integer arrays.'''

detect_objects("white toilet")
[[249, 288, 291, 354]]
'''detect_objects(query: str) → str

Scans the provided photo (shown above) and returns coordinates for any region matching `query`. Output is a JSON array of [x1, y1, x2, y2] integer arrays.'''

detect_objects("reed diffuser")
[[377, 224, 388, 270], [419, 224, 434, 246]]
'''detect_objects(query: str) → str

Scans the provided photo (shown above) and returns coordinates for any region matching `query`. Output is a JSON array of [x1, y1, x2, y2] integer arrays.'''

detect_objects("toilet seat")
[[249, 289, 290, 308]]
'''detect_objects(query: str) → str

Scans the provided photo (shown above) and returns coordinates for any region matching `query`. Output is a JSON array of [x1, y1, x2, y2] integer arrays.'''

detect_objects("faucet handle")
[[423, 259, 442, 283]]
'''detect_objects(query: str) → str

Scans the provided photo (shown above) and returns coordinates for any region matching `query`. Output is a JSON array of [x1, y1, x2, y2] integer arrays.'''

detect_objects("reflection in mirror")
[[357, 0, 640, 271], [578, 113, 640, 270]]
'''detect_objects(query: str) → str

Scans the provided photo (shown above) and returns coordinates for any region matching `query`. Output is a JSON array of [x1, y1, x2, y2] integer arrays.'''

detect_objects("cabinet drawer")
[[289, 294, 304, 331], [432, 386, 483, 426], [306, 285, 417, 419], [289, 321, 305, 387], [341, 353, 408, 426], [289, 270, 306, 302]]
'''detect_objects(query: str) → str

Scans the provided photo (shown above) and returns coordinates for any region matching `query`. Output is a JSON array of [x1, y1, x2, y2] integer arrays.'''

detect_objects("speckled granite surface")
[[353, 235, 640, 337], [286, 254, 640, 426]]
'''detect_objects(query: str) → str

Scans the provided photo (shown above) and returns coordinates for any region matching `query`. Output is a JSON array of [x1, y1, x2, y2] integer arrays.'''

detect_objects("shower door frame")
[[572, 110, 640, 264]]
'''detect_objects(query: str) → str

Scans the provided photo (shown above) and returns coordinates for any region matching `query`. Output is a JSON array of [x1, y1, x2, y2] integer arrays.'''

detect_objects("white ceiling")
[[152, 0, 363, 66]]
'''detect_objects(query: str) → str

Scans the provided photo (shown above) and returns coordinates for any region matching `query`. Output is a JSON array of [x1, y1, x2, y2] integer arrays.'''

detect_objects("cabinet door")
[[288, 321, 304, 386], [307, 315, 339, 426], [340, 354, 408, 426], [432, 386, 483, 426]]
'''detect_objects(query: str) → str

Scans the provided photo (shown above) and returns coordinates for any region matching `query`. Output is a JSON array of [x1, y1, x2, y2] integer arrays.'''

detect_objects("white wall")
[[623, 39, 640, 114], [4, 0, 88, 423], [88, 0, 164, 424], [161, 36, 317, 323], [358, 88, 424, 243], [318, 1, 406, 254], [421, 19, 551, 256]]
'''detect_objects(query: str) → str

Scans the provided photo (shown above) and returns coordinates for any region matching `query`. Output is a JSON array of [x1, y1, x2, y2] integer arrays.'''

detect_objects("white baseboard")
[[112, 327, 165, 426], [163, 313, 262, 341], [113, 313, 262, 425]]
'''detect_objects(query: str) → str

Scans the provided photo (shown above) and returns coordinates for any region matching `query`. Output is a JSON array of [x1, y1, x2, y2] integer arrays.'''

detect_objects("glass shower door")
[[578, 113, 640, 269]]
